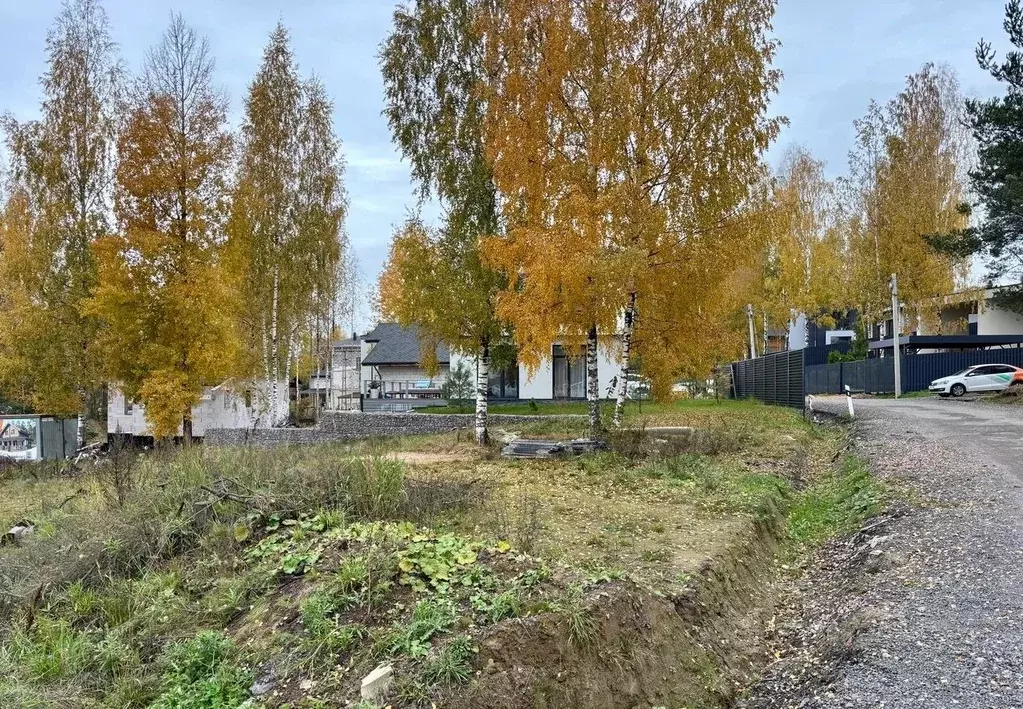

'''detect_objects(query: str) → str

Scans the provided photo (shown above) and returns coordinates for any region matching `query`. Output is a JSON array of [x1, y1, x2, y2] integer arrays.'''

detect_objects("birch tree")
[[378, 218, 506, 445], [0, 0, 120, 416], [85, 13, 238, 440], [772, 146, 848, 329], [481, 0, 782, 427], [380, 0, 507, 445], [228, 25, 347, 425], [848, 65, 971, 328]]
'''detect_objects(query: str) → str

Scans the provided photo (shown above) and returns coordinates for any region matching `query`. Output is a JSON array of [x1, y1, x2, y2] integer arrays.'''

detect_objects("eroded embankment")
[[446, 422, 885, 709], [448, 500, 788, 708]]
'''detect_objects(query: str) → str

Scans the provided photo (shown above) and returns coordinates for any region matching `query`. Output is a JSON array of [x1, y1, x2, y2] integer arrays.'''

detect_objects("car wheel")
[[950, 383, 966, 397]]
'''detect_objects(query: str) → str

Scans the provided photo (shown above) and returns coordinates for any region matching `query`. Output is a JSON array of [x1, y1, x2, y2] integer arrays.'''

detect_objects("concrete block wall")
[[204, 411, 587, 448]]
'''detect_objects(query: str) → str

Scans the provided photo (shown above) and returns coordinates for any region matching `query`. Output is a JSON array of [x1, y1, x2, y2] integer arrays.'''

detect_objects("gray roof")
[[332, 337, 361, 349], [360, 323, 450, 366]]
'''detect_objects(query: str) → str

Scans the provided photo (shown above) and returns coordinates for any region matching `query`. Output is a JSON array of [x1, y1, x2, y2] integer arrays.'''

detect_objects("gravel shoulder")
[[740, 397, 1023, 709]]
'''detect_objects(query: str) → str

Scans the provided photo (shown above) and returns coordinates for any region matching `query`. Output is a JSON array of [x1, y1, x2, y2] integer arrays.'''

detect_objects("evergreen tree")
[[929, 2, 1023, 311]]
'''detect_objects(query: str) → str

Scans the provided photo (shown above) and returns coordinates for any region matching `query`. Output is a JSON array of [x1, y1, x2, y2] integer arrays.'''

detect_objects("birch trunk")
[[586, 325, 601, 438], [269, 265, 282, 426], [475, 342, 490, 446], [284, 335, 294, 425], [613, 292, 637, 429]]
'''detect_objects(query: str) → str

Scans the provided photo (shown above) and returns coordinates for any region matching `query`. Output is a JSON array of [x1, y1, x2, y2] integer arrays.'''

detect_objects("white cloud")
[[345, 143, 408, 183]]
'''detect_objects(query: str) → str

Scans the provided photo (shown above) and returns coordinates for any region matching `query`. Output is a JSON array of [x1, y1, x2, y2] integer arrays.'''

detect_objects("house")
[[781, 287, 1023, 360], [328, 322, 622, 409], [787, 312, 858, 351], [107, 380, 288, 441], [915, 286, 1023, 338], [0, 422, 33, 453], [360, 323, 450, 404]]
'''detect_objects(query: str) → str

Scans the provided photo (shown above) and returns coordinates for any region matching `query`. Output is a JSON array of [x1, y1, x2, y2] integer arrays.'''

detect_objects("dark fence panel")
[[805, 363, 843, 394], [805, 358, 894, 394], [37, 417, 78, 460], [843, 358, 895, 393], [803, 347, 1023, 395], [731, 350, 804, 408], [902, 348, 1023, 391]]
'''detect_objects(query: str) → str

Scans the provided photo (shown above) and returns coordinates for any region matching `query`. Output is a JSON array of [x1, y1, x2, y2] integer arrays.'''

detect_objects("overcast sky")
[[0, 0, 1010, 327]]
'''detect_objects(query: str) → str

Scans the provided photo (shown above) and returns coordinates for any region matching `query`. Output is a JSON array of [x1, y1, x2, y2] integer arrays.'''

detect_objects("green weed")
[[558, 585, 597, 649], [423, 635, 475, 685], [151, 631, 251, 709], [788, 456, 886, 544], [380, 598, 457, 658]]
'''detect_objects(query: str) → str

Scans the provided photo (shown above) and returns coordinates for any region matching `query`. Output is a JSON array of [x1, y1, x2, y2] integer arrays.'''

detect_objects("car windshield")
[[950, 368, 973, 376]]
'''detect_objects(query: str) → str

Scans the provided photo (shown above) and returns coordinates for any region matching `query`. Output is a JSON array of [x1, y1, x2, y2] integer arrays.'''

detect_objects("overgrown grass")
[[0, 398, 865, 708], [788, 455, 887, 544], [150, 632, 251, 709]]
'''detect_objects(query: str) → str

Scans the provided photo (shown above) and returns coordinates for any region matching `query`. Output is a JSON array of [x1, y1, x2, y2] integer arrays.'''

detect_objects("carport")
[[869, 334, 1023, 354]]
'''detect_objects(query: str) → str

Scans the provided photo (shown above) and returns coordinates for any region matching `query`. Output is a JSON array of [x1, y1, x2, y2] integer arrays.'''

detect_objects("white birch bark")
[[269, 265, 282, 426], [612, 293, 637, 429], [586, 325, 601, 437], [285, 335, 295, 426], [475, 342, 490, 446]]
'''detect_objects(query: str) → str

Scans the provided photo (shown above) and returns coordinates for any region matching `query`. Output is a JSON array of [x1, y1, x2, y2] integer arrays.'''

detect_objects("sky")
[[0, 0, 1011, 329]]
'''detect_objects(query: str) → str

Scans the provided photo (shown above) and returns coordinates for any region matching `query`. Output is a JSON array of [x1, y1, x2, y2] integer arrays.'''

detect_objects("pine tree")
[[929, 1, 1023, 313]]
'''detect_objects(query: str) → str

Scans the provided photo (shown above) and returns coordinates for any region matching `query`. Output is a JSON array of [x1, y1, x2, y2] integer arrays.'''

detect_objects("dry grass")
[[0, 399, 839, 708]]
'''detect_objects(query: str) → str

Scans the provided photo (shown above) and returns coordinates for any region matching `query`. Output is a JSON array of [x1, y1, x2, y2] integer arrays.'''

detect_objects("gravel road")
[[740, 397, 1023, 709]]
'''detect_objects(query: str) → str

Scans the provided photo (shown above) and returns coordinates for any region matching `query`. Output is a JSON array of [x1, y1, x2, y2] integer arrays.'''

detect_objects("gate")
[[731, 350, 804, 409]]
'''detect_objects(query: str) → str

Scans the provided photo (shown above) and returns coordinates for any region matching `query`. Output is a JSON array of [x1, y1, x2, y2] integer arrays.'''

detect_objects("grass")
[[422, 635, 475, 685], [150, 632, 251, 709], [788, 455, 887, 544], [0, 398, 883, 708]]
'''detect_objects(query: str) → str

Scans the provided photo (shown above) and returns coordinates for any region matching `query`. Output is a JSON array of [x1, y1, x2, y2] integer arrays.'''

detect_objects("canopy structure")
[[870, 334, 1023, 353]]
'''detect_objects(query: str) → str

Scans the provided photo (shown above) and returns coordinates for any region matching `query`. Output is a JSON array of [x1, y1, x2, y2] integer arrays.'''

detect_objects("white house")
[[328, 323, 622, 409], [107, 380, 288, 439], [916, 286, 1023, 337]]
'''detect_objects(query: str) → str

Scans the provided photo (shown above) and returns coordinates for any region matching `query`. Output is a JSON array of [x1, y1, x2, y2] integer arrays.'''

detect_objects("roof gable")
[[360, 323, 450, 366]]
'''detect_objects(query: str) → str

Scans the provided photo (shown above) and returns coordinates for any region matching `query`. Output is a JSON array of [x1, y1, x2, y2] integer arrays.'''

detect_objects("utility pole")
[[890, 273, 901, 398], [746, 304, 757, 359]]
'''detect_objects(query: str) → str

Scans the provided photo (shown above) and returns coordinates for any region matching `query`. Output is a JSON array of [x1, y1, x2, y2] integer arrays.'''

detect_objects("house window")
[[552, 345, 585, 399], [488, 358, 519, 399], [124, 398, 134, 416]]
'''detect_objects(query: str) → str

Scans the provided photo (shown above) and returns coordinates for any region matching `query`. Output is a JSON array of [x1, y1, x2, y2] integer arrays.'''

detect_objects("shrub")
[[442, 362, 474, 413]]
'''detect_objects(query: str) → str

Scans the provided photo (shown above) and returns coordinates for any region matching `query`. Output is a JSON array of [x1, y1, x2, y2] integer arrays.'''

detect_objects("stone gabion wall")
[[203, 411, 587, 447]]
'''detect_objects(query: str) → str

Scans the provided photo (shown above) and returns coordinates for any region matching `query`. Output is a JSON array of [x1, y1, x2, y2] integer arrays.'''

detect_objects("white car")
[[928, 364, 1023, 397]]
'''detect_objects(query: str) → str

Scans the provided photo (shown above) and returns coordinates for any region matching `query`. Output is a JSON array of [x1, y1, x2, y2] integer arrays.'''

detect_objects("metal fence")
[[805, 358, 895, 394], [805, 347, 1023, 394], [902, 348, 1023, 391], [731, 350, 804, 408]]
